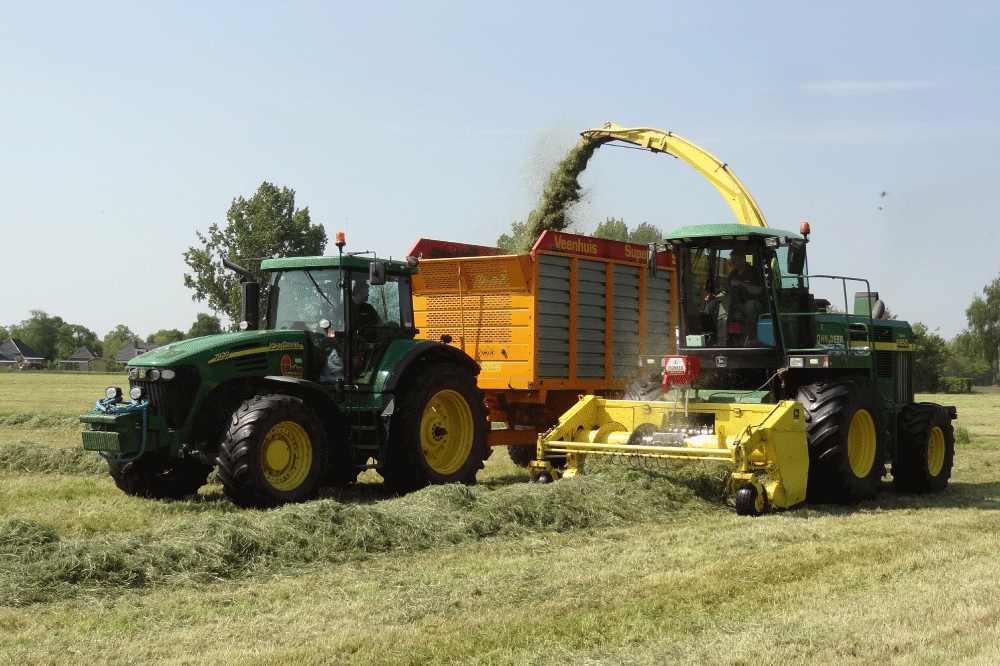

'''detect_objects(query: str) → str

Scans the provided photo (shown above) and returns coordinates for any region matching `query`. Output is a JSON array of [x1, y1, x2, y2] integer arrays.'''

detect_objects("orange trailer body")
[[409, 230, 675, 447]]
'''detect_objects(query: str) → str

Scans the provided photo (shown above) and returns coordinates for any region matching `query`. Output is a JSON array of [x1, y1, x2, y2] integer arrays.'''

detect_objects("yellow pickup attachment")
[[529, 396, 809, 515]]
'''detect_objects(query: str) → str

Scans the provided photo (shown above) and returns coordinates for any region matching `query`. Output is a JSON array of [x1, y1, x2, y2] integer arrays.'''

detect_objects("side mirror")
[[369, 261, 387, 286], [787, 240, 807, 275]]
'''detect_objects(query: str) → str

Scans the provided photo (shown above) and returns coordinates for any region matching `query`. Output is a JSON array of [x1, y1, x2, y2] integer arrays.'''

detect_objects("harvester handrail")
[[772, 273, 878, 354]]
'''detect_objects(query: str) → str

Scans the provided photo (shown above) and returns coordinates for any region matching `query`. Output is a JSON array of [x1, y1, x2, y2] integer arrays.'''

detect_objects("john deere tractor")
[[81, 238, 488, 508]]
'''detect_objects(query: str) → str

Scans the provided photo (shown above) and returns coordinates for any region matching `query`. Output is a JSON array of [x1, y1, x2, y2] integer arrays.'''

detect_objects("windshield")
[[267, 269, 345, 331], [267, 268, 415, 332]]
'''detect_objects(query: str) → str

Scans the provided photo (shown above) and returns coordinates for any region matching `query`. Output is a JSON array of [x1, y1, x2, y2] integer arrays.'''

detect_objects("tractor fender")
[[259, 375, 343, 423], [380, 339, 480, 393]]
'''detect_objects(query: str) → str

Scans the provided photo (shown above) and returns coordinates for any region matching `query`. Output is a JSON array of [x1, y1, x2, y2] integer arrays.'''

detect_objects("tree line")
[[1, 311, 224, 367]]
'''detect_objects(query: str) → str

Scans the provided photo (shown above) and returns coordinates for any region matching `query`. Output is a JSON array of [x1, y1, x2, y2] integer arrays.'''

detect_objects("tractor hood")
[[127, 330, 311, 378]]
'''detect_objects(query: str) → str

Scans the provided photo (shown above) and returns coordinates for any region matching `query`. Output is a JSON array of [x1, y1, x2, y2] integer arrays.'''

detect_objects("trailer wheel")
[[108, 454, 212, 500], [507, 444, 536, 468], [796, 378, 886, 504], [382, 363, 488, 493], [216, 393, 329, 509], [892, 403, 954, 493], [735, 482, 766, 516]]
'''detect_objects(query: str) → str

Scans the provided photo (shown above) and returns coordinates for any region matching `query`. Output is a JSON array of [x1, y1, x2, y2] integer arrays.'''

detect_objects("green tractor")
[[80, 241, 489, 508]]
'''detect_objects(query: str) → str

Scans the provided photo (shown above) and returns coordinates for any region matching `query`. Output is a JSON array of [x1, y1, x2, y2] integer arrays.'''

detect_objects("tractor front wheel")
[[108, 454, 212, 500], [216, 393, 329, 509], [796, 378, 886, 504], [381, 363, 488, 493], [892, 402, 955, 493]]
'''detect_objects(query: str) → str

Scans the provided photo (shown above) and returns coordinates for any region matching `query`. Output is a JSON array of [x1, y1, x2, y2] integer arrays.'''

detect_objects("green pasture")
[[1, 371, 999, 665]]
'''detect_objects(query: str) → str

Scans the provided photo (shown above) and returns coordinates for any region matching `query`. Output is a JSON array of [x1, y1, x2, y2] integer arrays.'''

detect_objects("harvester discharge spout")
[[530, 395, 809, 516], [580, 122, 768, 229]]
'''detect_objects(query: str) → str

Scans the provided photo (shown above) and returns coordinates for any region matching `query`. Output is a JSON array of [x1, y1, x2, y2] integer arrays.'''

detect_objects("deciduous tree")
[[183, 182, 327, 326], [188, 313, 223, 339], [148, 329, 185, 347], [103, 325, 137, 362], [911, 322, 949, 392]]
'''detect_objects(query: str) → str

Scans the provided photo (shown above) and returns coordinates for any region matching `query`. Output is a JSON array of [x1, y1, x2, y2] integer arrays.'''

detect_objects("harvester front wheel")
[[216, 393, 330, 509], [382, 363, 488, 493], [735, 483, 766, 517], [108, 454, 212, 500], [892, 403, 954, 493], [796, 378, 886, 504]]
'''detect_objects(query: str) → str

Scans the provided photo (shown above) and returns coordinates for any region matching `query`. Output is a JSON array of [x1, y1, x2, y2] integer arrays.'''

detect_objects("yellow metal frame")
[[581, 122, 768, 229], [530, 395, 809, 511]]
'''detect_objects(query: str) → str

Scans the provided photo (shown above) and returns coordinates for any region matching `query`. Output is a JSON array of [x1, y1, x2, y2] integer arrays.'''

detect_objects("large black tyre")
[[108, 454, 212, 500], [381, 363, 488, 493], [796, 378, 886, 504], [892, 402, 954, 493], [216, 393, 330, 509], [507, 443, 536, 468]]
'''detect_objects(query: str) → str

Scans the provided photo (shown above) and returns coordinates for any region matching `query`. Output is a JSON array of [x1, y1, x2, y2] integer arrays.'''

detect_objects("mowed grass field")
[[1, 372, 1000, 666]]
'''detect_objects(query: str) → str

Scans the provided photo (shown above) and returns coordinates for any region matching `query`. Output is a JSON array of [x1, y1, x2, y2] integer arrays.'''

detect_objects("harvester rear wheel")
[[382, 363, 488, 493], [216, 393, 330, 509], [796, 378, 886, 504], [108, 454, 212, 500], [892, 402, 954, 493]]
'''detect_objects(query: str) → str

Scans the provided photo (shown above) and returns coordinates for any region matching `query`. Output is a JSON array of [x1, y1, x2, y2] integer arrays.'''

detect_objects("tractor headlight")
[[106, 387, 123, 400], [129, 386, 146, 401], [127, 366, 173, 381]]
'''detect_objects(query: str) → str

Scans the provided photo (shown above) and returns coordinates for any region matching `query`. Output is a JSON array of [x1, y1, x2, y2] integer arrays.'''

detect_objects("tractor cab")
[[262, 254, 418, 392]]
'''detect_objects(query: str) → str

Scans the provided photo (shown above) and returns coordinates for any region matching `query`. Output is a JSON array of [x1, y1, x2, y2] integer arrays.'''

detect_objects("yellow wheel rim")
[[420, 389, 474, 475], [261, 420, 313, 491], [847, 409, 877, 478], [927, 427, 945, 476]]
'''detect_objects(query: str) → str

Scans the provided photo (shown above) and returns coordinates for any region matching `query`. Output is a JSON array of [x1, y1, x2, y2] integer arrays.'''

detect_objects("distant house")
[[0, 338, 46, 369], [63, 346, 111, 372], [114, 341, 159, 364]]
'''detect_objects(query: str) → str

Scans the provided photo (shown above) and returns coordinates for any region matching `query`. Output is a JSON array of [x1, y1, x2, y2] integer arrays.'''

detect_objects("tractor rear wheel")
[[381, 363, 488, 493], [892, 402, 954, 493], [108, 454, 212, 499], [796, 378, 886, 504], [216, 393, 329, 509]]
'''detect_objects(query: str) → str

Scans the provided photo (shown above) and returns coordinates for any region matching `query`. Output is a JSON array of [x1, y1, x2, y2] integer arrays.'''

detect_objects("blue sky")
[[2, 1, 997, 341]]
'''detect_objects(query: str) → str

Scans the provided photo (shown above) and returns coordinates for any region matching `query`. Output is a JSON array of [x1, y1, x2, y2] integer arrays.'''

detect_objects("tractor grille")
[[130, 365, 200, 429]]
